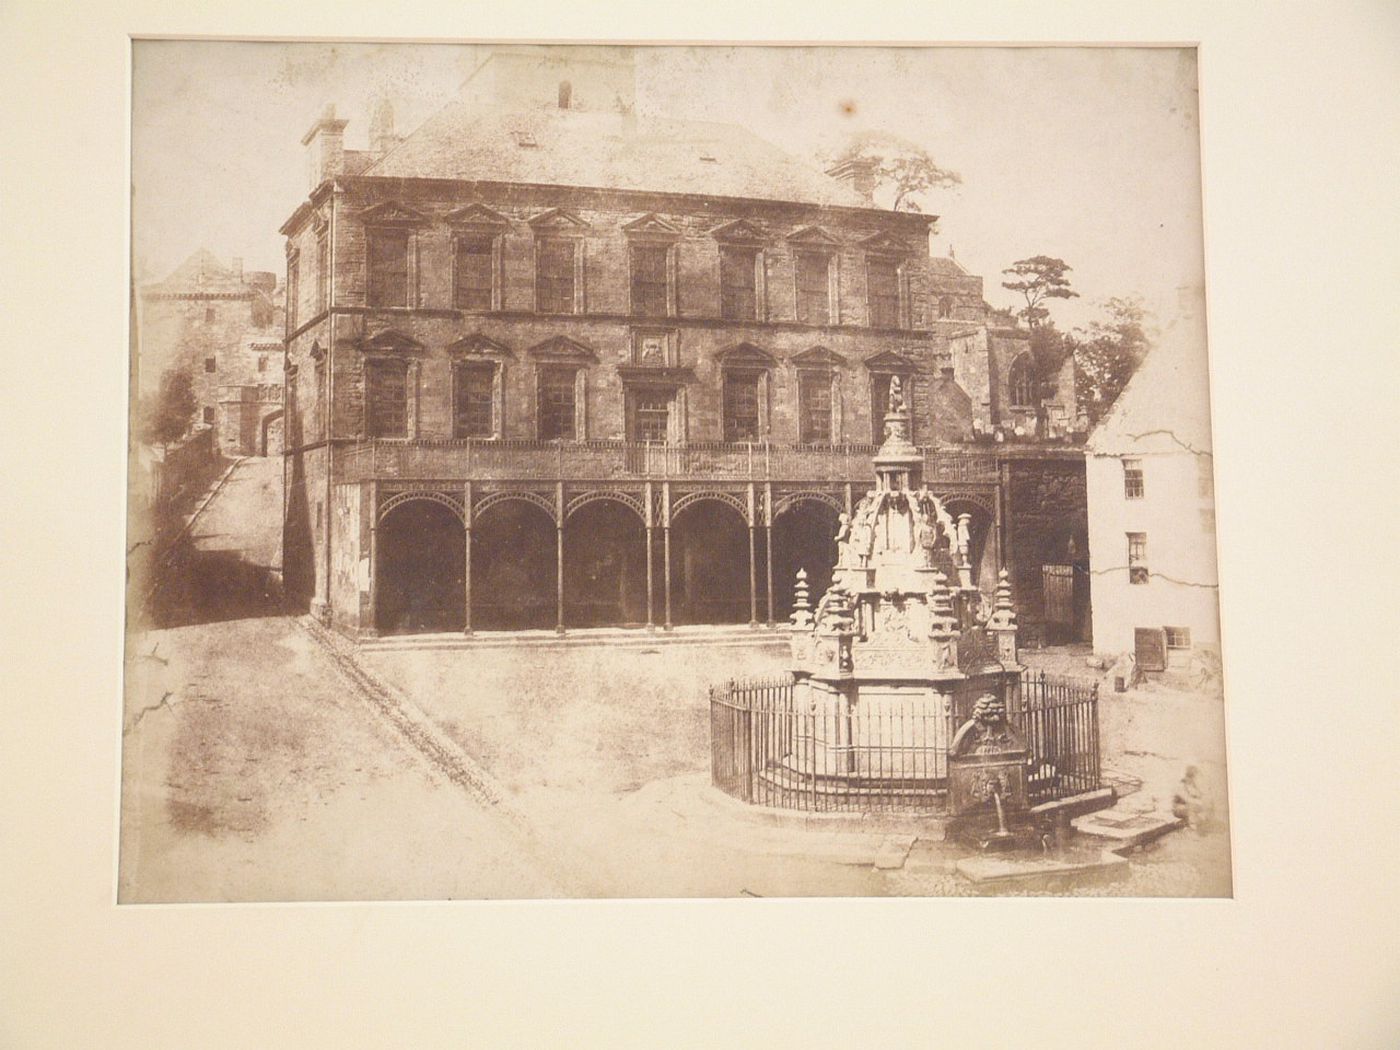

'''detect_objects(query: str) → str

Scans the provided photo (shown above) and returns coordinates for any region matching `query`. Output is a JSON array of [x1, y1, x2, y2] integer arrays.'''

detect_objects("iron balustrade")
[[710, 668, 1100, 812], [339, 437, 1000, 484]]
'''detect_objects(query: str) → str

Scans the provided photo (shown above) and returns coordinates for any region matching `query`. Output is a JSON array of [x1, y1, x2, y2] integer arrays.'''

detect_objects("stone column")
[[644, 480, 655, 630], [555, 482, 565, 634], [662, 481, 673, 630], [747, 483, 758, 627], [462, 481, 473, 635]]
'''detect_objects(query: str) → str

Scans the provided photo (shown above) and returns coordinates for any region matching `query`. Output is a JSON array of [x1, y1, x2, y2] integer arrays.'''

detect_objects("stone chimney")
[[369, 96, 399, 156], [301, 104, 349, 191], [824, 157, 879, 205]]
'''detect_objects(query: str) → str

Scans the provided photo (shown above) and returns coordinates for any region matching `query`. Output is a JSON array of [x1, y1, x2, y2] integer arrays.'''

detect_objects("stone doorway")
[[376, 498, 466, 634], [471, 499, 556, 630]]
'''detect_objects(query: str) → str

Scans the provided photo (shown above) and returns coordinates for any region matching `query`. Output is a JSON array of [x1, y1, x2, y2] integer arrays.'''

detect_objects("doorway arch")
[[669, 497, 751, 625], [771, 497, 841, 622], [564, 498, 647, 627], [471, 497, 557, 630], [376, 497, 466, 634], [259, 408, 284, 456]]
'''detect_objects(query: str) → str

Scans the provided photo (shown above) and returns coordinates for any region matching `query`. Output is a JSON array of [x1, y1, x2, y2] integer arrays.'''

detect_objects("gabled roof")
[[927, 255, 969, 276], [362, 104, 875, 209], [1087, 320, 1214, 457]]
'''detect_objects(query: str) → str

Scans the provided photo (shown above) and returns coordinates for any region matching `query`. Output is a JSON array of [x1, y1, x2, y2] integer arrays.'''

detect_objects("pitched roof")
[[363, 103, 873, 209], [1087, 321, 1215, 456]]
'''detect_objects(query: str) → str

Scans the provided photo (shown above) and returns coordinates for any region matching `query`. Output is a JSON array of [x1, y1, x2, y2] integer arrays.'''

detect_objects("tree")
[[1073, 296, 1152, 424], [1001, 256, 1079, 329], [824, 131, 961, 213], [146, 367, 196, 445]]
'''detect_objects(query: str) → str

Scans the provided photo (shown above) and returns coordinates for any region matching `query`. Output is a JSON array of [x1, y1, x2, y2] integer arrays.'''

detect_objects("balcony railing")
[[338, 438, 1000, 484]]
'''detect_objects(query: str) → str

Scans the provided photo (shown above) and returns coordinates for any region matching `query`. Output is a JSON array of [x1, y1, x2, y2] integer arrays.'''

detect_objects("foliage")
[[826, 131, 961, 213], [1001, 256, 1079, 328], [146, 367, 197, 445], [1073, 296, 1153, 425]]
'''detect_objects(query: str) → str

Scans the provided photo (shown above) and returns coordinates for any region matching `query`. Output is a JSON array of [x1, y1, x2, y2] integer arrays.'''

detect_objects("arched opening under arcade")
[[771, 497, 841, 622], [668, 497, 751, 625], [376, 497, 466, 635], [943, 498, 998, 593], [563, 498, 648, 628], [471, 498, 557, 631], [260, 409, 284, 457]]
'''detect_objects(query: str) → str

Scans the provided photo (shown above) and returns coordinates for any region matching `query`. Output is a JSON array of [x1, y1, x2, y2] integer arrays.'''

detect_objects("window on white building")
[[1164, 626, 1191, 649], [1127, 532, 1148, 585], [1123, 457, 1144, 499]]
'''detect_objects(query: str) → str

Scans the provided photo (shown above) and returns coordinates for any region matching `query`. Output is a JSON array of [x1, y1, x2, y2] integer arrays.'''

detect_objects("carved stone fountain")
[[784, 377, 1023, 808]]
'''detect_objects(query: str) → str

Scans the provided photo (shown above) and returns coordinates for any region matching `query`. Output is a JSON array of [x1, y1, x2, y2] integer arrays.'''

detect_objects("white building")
[[1086, 323, 1220, 669]]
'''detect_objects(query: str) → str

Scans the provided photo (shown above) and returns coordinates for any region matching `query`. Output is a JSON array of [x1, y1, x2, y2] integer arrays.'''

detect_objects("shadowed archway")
[[668, 498, 750, 625], [471, 498, 557, 630], [563, 498, 647, 627], [771, 498, 841, 622], [376, 498, 466, 634]]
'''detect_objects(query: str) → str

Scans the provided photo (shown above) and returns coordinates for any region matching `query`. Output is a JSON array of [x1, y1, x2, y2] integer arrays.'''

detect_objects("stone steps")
[[359, 624, 792, 653]]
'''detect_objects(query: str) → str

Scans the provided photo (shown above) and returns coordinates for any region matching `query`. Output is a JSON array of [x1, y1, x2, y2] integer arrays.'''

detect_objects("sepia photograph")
[[5, 1, 1400, 1045], [121, 40, 1231, 902]]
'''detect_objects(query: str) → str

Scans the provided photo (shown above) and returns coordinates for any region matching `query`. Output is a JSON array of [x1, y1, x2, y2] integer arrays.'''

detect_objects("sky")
[[132, 42, 1204, 333]]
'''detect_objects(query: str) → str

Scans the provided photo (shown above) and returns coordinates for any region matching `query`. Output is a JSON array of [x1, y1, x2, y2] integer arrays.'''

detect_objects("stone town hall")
[[280, 47, 1090, 640]]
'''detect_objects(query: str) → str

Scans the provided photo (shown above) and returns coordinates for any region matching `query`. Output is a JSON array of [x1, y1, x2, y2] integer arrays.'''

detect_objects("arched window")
[[558, 80, 572, 109], [1008, 353, 1038, 408]]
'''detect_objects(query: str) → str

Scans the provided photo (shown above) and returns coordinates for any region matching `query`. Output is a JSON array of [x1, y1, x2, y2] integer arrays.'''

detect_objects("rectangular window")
[[627, 387, 672, 443], [723, 371, 762, 442], [720, 246, 758, 321], [367, 228, 410, 308], [870, 373, 909, 443], [538, 368, 577, 440], [454, 235, 495, 311], [799, 372, 833, 444], [1164, 626, 1192, 649], [1198, 456, 1214, 500], [536, 239, 576, 314], [204, 357, 216, 373], [1123, 457, 1144, 499], [454, 363, 495, 438], [202, 406, 214, 424], [205, 306, 216, 323], [630, 244, 670, 318], [1127, 532, 1148, 585], [795, 252, 831, 325], [257, 357, 268, 373], [316, 230, 329, 312], [365, 360, 408, 437], [867, 257, 901, 328]]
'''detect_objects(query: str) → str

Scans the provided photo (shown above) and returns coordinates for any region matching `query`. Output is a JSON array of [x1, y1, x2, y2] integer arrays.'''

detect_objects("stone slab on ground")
[[956, 849, 1128, 885], [872, 834, 918, 870], [1073, 809, 1184, 850]]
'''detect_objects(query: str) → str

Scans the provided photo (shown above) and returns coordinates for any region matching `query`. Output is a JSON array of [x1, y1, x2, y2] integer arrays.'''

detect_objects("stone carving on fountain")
[[791, 375, 1015, 683]]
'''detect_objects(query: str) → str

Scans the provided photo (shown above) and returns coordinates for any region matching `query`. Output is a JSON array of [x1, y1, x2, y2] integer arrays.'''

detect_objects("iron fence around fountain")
[[709, 669, 1101, 812]]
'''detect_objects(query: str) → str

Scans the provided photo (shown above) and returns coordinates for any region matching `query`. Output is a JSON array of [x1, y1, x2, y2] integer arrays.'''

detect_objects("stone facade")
[[279, 48, 1089, 639], [139, 251, 285, 457]]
